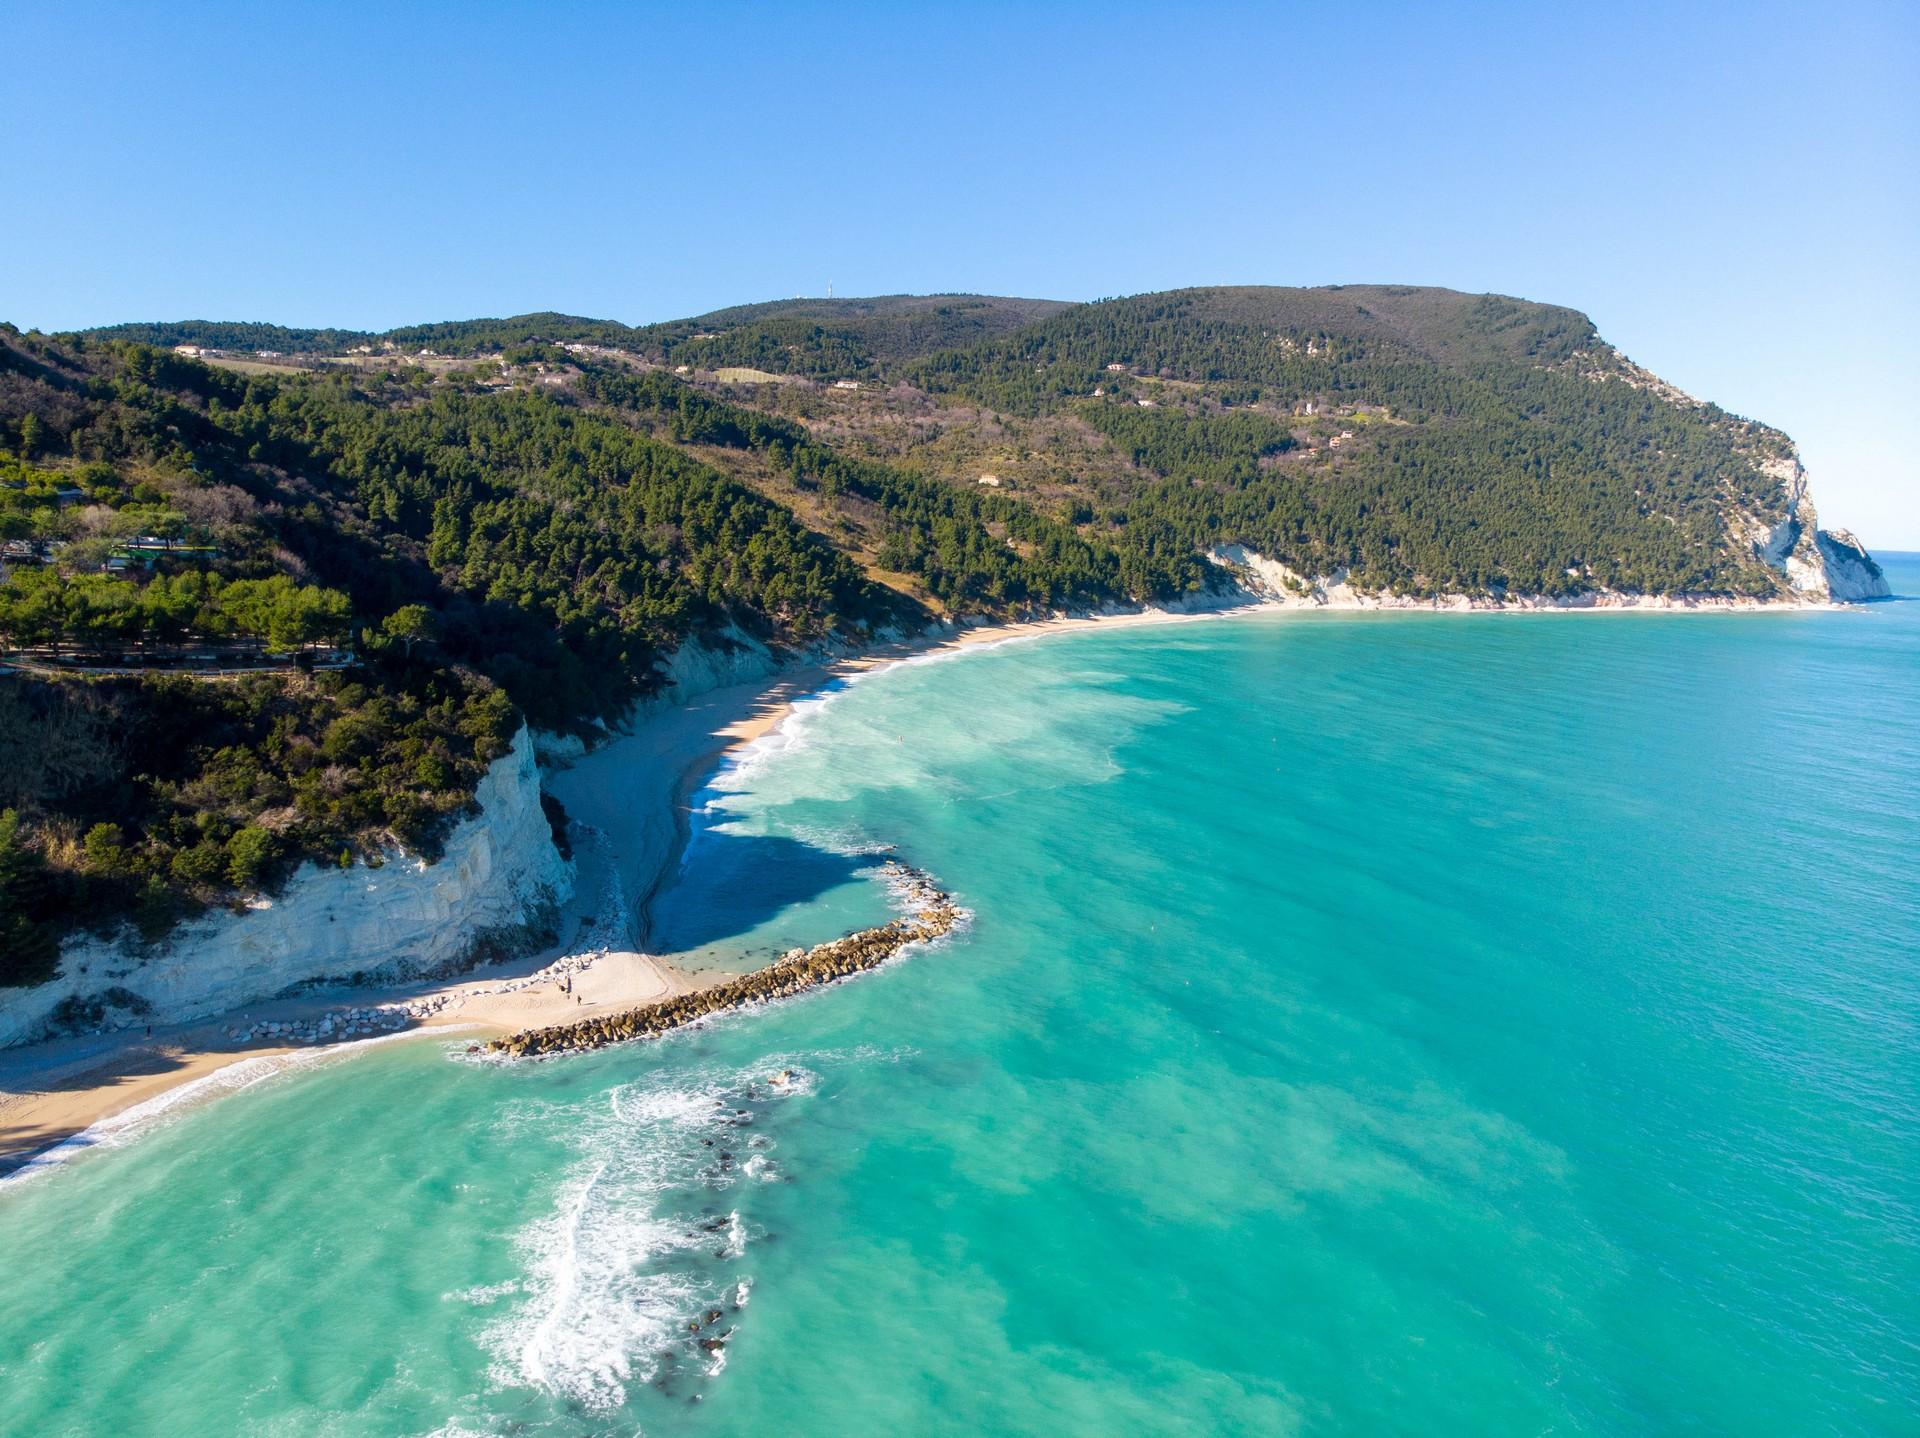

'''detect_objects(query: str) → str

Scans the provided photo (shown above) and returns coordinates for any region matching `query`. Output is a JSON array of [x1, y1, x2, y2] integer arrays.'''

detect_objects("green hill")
[[77, 313, 643, 357], [3, 285, 1883, 970], [629, 294, 1073, 376]]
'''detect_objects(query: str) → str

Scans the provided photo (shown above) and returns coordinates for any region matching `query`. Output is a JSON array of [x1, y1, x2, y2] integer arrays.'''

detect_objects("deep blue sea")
[[4, 559, 1917, 1436]]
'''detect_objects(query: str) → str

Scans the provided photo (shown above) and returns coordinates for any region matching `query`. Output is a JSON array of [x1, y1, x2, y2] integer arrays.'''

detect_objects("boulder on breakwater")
[[485, 861, 959, 1059]]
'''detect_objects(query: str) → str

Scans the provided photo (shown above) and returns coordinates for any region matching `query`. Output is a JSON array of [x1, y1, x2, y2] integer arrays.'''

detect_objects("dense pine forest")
[[0, 285, 1828, 968]]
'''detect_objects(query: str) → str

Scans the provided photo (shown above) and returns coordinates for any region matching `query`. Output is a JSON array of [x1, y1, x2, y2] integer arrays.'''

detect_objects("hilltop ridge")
[[0, 283, 1888, 986], [68, 285, 1886, 607]]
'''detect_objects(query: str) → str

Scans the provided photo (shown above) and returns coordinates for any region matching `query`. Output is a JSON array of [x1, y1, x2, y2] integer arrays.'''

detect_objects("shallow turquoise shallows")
[[5, 562, 1918, 1437]]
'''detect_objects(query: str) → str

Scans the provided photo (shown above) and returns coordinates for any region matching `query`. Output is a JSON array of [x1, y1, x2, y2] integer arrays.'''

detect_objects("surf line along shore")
[[1, 585, 1866, 1175], [0, 603, 1251, 1177], [484, 862, 962, 1059]]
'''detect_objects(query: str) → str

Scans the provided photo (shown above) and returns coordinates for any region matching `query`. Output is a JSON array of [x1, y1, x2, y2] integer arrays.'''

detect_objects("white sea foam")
[[494, 1152, 706, 1409], [0, 1027, 457, 1189], [681, 674, 870, 858], [448, 1279, 522, 1306], [678, 682, 848, 865], [482, 1062, 821, 1412]]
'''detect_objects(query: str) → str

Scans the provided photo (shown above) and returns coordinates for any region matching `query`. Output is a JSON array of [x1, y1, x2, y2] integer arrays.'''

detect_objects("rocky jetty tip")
[[484, 861, 960, 1059]]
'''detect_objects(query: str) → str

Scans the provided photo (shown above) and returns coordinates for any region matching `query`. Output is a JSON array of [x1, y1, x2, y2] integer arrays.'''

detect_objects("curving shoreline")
[[0, 587, 1866, 1177], [0, 604, 1208, 1175]]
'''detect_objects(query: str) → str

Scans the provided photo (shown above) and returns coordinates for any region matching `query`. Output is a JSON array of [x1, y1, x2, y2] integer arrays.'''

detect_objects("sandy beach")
[[0, 602, 1256, 1178], [1, 583, 1862, 1178]]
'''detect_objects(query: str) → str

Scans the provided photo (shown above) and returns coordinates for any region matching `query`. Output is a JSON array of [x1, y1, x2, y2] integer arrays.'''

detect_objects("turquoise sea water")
[[4, 561, 1918, 1436]]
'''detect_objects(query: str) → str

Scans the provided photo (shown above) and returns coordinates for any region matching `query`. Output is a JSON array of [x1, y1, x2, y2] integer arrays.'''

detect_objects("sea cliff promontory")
[[1, 287, 1893, 1042]]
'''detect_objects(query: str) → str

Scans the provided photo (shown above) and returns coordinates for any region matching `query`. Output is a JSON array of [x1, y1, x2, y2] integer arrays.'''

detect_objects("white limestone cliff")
[[1731, 454, 1890, 601], [0, 725, 571, 1047], [1210, 452, 1889, 609], [1815, 529, 1891, 601]]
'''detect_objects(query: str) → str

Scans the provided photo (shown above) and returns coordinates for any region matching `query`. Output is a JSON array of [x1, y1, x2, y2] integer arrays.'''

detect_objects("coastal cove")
[[7, 1, 1916, 1426], [0, 601, 1275, 1171], [0, 571, 1882, 1172], [1, 283, 1895, 1009], [1, 557, 1915, 1435], [0, 573, 1903, 1174]]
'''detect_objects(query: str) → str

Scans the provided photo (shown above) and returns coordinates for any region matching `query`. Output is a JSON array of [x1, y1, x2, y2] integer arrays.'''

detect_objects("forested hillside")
[[4, 284, 1869, 969], [0, 330, 923, 971], [627, 295, 1072, 378], [617, 286, 1800, 599], [80, 313, 644, 357], [77, 297, 1068, 365]]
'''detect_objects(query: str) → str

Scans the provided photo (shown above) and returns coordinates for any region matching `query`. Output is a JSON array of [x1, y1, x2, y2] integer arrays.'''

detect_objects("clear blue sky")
[[6, 1, 1915, 545]]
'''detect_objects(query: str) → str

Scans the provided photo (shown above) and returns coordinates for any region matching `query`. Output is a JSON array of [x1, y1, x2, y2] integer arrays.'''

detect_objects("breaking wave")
[[477, 1060, 823, 1412]]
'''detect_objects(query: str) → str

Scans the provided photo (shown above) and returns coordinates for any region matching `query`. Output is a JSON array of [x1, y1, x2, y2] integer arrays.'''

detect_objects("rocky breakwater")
[[486, 862, 960, 1059]]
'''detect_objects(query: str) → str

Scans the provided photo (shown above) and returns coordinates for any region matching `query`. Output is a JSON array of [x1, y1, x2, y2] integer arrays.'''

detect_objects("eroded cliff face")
[[534, 625, 788, 766], [532, 618, 927, 767], [1737, 455, 1829, 596], [1731, 453, 1889, 601], [642, 625, 786, 714], [1567, 345, 1888, 603], [0, 725, 572, 1047], [1814, 528, 1892, 601]]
